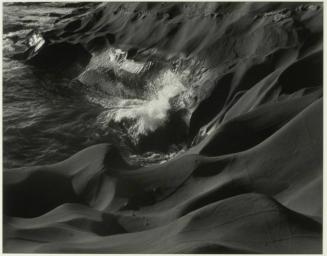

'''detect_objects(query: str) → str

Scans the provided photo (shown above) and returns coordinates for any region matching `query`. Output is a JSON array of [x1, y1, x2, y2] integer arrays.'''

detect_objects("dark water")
[[3, 3, 119, 168], [3, 3, 191, 168]]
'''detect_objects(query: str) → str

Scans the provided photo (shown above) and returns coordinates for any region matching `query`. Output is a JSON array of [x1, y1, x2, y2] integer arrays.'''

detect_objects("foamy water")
[[102, 70, 186, 143], [88, 48, 150, 74], [80, 47, 198, 144]]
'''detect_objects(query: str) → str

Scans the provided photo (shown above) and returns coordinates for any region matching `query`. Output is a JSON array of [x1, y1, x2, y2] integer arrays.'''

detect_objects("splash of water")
[[80, 47, 210, 147], [99, 70, 186, 144]]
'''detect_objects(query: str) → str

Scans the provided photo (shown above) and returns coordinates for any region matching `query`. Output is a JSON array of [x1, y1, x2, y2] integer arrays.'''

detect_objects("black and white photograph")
[[2, 1, 323, 253]]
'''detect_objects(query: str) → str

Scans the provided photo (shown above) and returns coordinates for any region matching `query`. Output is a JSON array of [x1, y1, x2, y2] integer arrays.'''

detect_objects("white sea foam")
[[85, 47, 209, 144], [28, 32, 45, 52], [98, 70, 186, 143], [88, 47, 148, 74]]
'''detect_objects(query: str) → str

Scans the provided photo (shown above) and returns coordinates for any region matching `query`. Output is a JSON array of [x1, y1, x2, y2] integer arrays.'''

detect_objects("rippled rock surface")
[[3, 2, 322, 253]]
